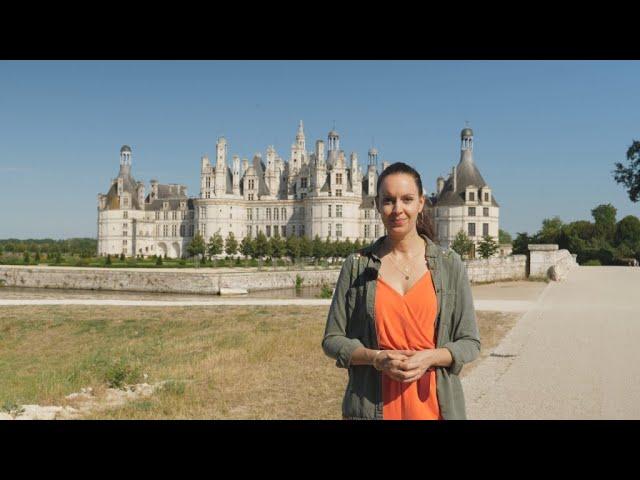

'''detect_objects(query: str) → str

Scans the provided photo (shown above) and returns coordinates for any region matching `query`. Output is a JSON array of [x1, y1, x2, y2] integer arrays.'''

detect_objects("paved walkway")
[[463, 266, 640, 419]]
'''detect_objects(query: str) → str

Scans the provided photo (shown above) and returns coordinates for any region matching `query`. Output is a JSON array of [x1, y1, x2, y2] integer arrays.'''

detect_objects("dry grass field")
[[0, 306, 519, 419]]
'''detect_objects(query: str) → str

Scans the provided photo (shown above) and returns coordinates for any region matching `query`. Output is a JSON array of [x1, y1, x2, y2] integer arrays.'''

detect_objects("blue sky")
[[0, 60, 638, 239]]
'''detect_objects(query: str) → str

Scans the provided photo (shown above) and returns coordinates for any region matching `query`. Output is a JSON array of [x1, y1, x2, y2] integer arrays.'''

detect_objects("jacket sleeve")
[[442, 254, 481, 375], [322, 253, 365, 369]]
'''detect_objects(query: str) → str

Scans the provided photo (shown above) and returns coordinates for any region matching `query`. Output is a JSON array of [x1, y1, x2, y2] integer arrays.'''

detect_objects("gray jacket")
[[321, 234, 481, 419]]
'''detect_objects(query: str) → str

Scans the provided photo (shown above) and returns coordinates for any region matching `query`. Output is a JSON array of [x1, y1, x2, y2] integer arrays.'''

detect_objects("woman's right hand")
[[374, 350, 413, 382]]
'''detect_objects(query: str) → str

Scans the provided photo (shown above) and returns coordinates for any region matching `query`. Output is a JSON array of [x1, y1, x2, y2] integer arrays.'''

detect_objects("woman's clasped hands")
[[373, 349, 437, 383]]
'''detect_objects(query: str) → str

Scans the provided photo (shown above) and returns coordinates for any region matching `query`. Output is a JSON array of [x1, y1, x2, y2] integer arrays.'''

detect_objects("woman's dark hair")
[[376, 162, 436, 241]]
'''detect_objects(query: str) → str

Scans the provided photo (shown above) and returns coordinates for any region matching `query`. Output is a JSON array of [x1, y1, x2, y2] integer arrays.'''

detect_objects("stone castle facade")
[[97, 123, 499, 258]]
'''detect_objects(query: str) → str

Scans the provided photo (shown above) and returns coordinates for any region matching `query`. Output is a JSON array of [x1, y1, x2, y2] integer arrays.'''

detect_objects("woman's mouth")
[[391, 218, 406, 225]]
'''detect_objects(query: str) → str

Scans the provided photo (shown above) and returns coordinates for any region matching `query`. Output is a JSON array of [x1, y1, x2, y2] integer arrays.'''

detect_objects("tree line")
[[0, 238, 97, 257], [186, 230, 366, 262], [511, 204, 640, 265]]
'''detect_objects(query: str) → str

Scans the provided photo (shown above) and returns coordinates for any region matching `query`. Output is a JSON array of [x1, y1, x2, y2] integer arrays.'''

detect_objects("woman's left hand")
[[396, 349, 438, 383]]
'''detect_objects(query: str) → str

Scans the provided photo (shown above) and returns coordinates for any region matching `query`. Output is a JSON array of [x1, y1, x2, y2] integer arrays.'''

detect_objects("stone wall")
[[0, 266, 340, 295], [528, 244, 579, 280], [464, 255, 527, 283]]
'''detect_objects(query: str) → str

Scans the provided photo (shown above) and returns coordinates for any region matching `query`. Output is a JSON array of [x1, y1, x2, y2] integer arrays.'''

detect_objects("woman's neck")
[[383, 231, 425, 256]]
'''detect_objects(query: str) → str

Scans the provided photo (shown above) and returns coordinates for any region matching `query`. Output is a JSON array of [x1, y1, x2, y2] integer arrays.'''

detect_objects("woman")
[[322, 162, 480, 420]]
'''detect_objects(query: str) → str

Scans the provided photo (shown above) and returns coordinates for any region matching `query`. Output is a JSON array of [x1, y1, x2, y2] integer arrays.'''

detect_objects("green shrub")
[[582, 259, 602, 266], [295, 274, 304, 289], [317, 282, 334, 299], [160, 380, 186, 396], [105, 359, 141, 389], [156, 256, 163, 266]]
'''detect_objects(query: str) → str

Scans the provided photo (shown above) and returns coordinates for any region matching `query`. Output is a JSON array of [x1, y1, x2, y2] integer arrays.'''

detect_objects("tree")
[[269, 230, 286, 259], [451, 230, 474, 258], [477, 235, 499, 259], [512, 232, 531, 255], [225, 231, 239, 256], [613, 140, 640, 202], [591, 204, 617, 243], [105, 254, 112, 266], [324, 237, 336, 260], [254, 231, 269, 258], [285, 235, 301, 261], [498, 229, 512, 244], [536, 216, 563, 244], [120, 252, 125, 261], [207, 231, 224, 259], [23, 251, 30, 263], [0, 244, 3, 257], [299, 235, 313, 259], [187, 233, 206, 260], [353, 238, 363, 252], [240, 235, 255, 258], [312, 235, 326, 260], [615, 215, 640, 248]]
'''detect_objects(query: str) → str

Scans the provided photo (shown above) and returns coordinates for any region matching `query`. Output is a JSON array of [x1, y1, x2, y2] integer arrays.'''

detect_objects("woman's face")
[[377, 173, 425, 238]]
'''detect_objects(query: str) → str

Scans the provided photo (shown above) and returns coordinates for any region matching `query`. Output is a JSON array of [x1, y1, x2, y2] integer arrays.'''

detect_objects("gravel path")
[[462, 266, 640, 419]]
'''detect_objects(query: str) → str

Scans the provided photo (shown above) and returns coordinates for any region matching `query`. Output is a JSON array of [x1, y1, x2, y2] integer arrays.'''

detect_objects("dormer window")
[[301, 178, 308, 189], [180, 201, 186, 210], [468, 192, 475, 202], [336, 173, 342, 185], [484, 192, 489, 202], [163, 202, 169, 210]]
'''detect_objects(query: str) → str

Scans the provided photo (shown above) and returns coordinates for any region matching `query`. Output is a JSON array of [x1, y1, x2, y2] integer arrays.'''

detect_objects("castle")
[[97, 123, 499, 258]]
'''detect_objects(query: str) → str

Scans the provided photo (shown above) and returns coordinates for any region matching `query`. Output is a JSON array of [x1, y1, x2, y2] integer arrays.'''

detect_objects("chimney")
[[437, 177, 444, 195], [452, 166, 457, 192]]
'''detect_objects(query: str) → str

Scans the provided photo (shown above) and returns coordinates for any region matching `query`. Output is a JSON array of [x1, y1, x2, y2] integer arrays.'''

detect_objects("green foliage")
[[240, 235, 255, 258], [323, 237, 336, 259], [207, 231, 224, 259], [225, 231, 239, 256], [187, 233, 206, 259], [105, 359, 141, 389], [591, 204, 617, 242], [23, 251, 30, 263], [119, 253, 125, 261], [353, 238, 363, 252], [477, 235, 499, 259], [295, 274, 304, 289], [312, 235, 325, 259], [269, 230, 286, 259], [34, 251, 41, 262], [498, 229, 512, 244], [254, 231, 269, 258], [299, 235, 313, 258], [536, 216, 564, 244], [286, 235, 301, 261], [317, 282, 334, 299], [615, 215, 640, 248], [160, 380, 186, 396], [512, 232, 531, 255], [583, 259, 602, 266], [451, 230, 474, 258], [156, 255, 163, 266], [613, 139, 640, 203], [105, 254, 112, 266]]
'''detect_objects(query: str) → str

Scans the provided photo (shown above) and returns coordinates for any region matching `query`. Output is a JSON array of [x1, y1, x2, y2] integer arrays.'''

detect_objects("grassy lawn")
[[0, 306, 518, 419]]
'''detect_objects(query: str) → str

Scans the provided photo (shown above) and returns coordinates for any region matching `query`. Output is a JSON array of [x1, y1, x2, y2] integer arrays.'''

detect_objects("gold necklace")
[[386, 249, 424, 281]]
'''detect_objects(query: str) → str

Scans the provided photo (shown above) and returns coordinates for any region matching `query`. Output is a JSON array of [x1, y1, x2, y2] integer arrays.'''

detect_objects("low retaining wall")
[[528, 244, 579, 280], [464, 255, 527, 283], [0, 266, 340, 295]]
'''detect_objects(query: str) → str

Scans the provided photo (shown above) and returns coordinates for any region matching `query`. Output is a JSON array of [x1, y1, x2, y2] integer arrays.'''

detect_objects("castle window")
[[484, 192, 489, 202], [468, 207, 476, 216], [248, 194, 254, 201], [123, 211, 128, 219], [336, 189, 342, 197], [182, 211, 186, 220], [281, 208, 286, 220], [123, 198, 129, 208], [180, 201, 186, 210], [483, 207, 489, 217], [206, 177, 211, 188], [468, 223, 476, 237], [301, 178, 308, 189], [468, 192, 475, 202], [206, 192, 210, 199], [281, 225, 286, 237], [328, 205, 332, 218], [172, 211, 178, 220], [247, 208, 253, 220], [483, 223, 489, 237], [336, 205, 343, 218], [164, 211, 169, 220], [336, 224, 342, 238], [248, 225, 252, 237], [266, 225, 271, 237], [123, 239, 127, 246], [248, 179, 255, 190], [328, 223, 332, 237], [180, 225, 185, 236], [266, 208, 272, 220], [163, 202, 169, 210], [163, 225, 169, 237], [336, 173, 342, 185], [364, 225, 370, 238], [364, 210, 370, 219], [172, 224, 177, 237], [274, 208, 279, 221]]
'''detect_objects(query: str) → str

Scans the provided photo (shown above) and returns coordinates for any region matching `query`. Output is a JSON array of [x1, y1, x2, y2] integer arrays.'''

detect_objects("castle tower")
[[215, 137, 227, 196], [119, 145, 132, 176], [367, 147, 378, 197], [232, 155, 240, 196]]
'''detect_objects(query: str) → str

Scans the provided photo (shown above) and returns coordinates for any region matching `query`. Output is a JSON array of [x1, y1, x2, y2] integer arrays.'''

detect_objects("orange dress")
[[375, 270, 442, 420]]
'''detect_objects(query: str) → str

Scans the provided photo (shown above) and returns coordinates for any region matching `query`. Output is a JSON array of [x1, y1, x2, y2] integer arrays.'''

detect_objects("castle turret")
[[367, 147, 378, 197], [119, 145, 132, 176], [232, 155, 240, 196], [215, 137, 227, 196]]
